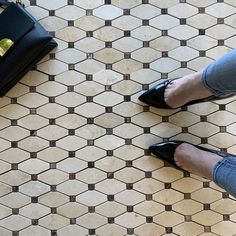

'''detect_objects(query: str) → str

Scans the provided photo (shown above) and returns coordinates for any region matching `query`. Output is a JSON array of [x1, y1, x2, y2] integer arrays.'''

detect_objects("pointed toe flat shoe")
[[138, 79, 220, 109], [138, 80, 172, 109], [149, 141, 230, 171]]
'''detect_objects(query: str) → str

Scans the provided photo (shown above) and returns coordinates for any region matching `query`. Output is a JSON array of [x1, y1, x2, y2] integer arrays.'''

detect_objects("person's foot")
[[164, 71, 214, 108], [174, 143, 223, 180]]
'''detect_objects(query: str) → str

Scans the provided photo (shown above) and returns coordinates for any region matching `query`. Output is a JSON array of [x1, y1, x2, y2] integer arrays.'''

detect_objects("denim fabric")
[[213, 157, 236, 198], [201, 49, 236, 97]]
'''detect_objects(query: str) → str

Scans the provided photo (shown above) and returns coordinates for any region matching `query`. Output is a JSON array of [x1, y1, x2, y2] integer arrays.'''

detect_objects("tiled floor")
[[1, 0, 236, 235]]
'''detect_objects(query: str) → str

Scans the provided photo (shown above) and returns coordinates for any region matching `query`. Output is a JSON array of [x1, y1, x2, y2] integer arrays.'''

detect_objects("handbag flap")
[[0, 3, 34, 43]]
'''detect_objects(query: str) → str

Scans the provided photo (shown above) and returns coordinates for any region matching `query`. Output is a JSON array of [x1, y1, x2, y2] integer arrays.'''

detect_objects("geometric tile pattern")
[[0, 0, 236, 235]]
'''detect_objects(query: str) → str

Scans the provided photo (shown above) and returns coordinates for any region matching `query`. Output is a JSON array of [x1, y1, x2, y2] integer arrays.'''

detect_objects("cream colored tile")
[[76, 191, 106, 206], [211, 199, 236, 214], [150, 15, 179, 30], [0, 160, 10, 175], [113, 37, 142, 53], [151, 122, 182, 138], [20, 226, 51, 236], [37, 60, 68, 75], [37, 0, 67, 10], [114, 123, 143, 139], [57, 225, 87, 236], [132, 26, 161, 41], [76, 168, 106, 184], [188, 35, 217, 51], [74, 0, 103, 9], [19, 159, 49, 175], [38, 169, 68, 185], [149, 0, 178, 8], [74, 81, 104, 96], [56, 136, 87, 150], [172, 177, 202, 193], [153, 167, 183, 183], [74, 16, 104, 31], [38, 147, 68, 163], [18, 137, 48, 152], [115, 168, 145, 183], [56, 114, 87, 129], [38, 125, 67, 140], [153, 212, 184, 227], [57, 158, 87, 173], [94, 48, 123, 64], [96, 202, 126, 217], [0, 170, 30, 186], [150, 58, 180, 73], [6, 83, 29, 98], [0, 183, 11, 197], [0, 204, 11, 220], [96, 224, 126, 236], [95, 156, 125, 172], [55, 70, 86, 86], [0, 215, 31, 231], [20, 204, 50, 219], [56, 27, 86, 42], [39, 16, 67, 31], [114, 145, 144, 161], [206, 3, 236, 18], [192, 188, 222, 204], [192, 211, 222, 226], [57, 202, 87, 218], [94, 113, 123, 128], [95, 135, 125, 149], [130, 69, 161, 84], [115, 190, 145, 205], [75, 59, 105, 74], [56, 48, 86, 63], [212, 221, 236, 236], [96, 179, 125, 194], [188, 122, 219, 137], [169, 3, 198, 18], [174, 222, 204, 236], [116, 212, 146, 228], [133, 178, 164, 194], [132, 48, 161, 63], [135, 224, 165, 236], [39, 192, 68, 208], [113, 102, 143, 117], [153, 189, 184, 205], [169, 25, 198, 40], [207, 46, 231, 60], [76, 146, 106, 162], [55, 5, 85, 20], [75, 38, 105, 53], [133, 155, 164, 171], [76, 213, 106, 228], [187, 0, 215, 7], [94, 26, 123, 42], [39, 214, 69, 230], [132, 133, 162, 149], [18, 115, 48, 130], [113, 59, 143, 74], [0, 193, 30, 208], [112, 16, 142, 30], [207, 25, 236, 39], [0, 104, 29, 119], [27, 6, 48, 20], [173, 199, 202, 215], [56, 92, 86, 107], [169, 46, 199, 61], [208, 133, 236, 148], [131, 4, 160, 19], [187, 14, 217, 29], [188, 102, 219, 116], [112, 0, 142, 9], [94, 5, 123, 20], [57, 180, 87, 195]]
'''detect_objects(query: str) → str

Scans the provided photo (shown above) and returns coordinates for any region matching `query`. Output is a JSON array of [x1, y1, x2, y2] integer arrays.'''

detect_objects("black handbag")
[[0, 0, 57, 96]]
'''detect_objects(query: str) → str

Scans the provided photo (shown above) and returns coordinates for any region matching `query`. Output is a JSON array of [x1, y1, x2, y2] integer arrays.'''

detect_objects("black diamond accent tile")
[[162, 51, 168, 57], [146, 194, 152, 201], [108, 195, 114, 201], [13, 232, 19, 236], [86, 10, 93, 16], [161, 8, 168, 14], [143, 63, 149, 69], [199, 7, 205, 13], [182, 127, 188, 133], [30, 0, 36, 5], [12, 208, 19, 215], [162, 116, 169, 122], [142, 0, 149, 3], [30, 153, 37, 158], [87, 140, 94, 146], [11, 164, 18, 170], [125, 139, 132, 145], [49, 75, 55, 81], [89, 229, 96, 235], [217, 18, 224, 24], [124, 74, 130, 80], [106, 64, 112, 70], [180, 18, 186, 25], [201, 138, 208, 144], [12, 186, 19, 192], [166, 227, 172, 234], [105, 42, 112, 48], [105, 0, 111, 4], [107, 150, 113, 156], [181, 62, 187, 68], [183, 171, 190, 177], [69, 173, 76, 180], [219, 104, 226, 110], [199, 29, 205, 35], [107, 172, 114, 179], [88, 206, 95, 213], [127, 229, 134, 235], [203, 204, 210, 210], [49, 97, 55, 103], [223, 215, 230, 221], [105, 85, 112, 91], [51, 185, 56, 191], [105, 20, 112, 26], [88, 184, 95, 190], [69, 151, 75, 157], [162, 30, 168, 36], [124, 31, 131, 37], [11, 98, 17, 104], [124, 9, 130, 15], [86, 31, 93, 37], [145, 172, 152, 178], [86, 96, 93, 102], [185, 215, 192, 222], [184, 193, 191, 199], [88, 162, 94, 168], [70, 218, 76, 224], [108, 217, 114, 223], [180, 40, 187, 46], [127, 206, 133, 212], [204, 226, 211, 232], [68, 42, 74, 48], [49, 10, 55, 16], [126, 183, 133, 190], [31, 174, 37, 181], [32, 219, 38, 225], [146, 217, 153, 223], [142, 20, 149, 25], [165, 183, 171, 189], [68, 21, 74, 26], [49, 141, 56, 147], [11, 142, 18, 148], [31, 197, 38, 203], [51, 230, 57, 236], [124, 52, 131, 59], [222, 192, 229, 198], [106, 107, 113, 113], [143, 41, 149, 47], [199, 51, 206, 57], [86, 75, 93, 81], [165, 205, 172, 211], [203, 182, 210, 188], [87, 118, 94, 124], [70, 196, 76, 202], [68, 0, 73, 4], [11, 120, 17, 126]]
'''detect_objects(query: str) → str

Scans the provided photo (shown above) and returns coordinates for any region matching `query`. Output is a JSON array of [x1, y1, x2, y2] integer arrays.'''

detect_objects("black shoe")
[[138, 79, 217, 109], [149, 141, 230, 170]]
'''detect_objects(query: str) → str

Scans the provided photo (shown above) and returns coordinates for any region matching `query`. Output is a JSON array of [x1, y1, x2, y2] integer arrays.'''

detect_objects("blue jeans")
[[201, 49, 236, 198]]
